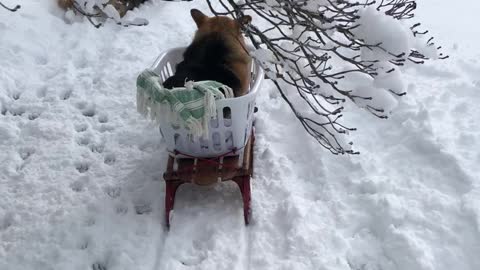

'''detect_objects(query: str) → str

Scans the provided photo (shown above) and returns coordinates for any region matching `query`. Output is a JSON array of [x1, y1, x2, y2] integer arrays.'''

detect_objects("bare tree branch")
[[205, 0, 446, 155], [0, 1, 20, 12]]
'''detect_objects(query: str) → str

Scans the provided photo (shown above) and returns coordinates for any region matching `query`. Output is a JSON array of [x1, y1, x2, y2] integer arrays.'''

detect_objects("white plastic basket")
[[151, 47, 264, 157]]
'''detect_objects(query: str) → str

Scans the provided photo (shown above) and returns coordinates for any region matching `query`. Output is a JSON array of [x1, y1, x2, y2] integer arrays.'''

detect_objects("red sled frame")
[[163, 133, 254, 229]]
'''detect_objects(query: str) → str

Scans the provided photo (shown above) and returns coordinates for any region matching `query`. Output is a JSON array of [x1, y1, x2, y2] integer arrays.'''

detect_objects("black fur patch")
[[163, 33, 242, 96]]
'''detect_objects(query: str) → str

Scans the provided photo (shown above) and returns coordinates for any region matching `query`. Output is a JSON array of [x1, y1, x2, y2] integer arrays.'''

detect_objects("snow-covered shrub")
[[206, 0, 447, 154], [0, 1, 20, 12], [60, 0, 148, 28]]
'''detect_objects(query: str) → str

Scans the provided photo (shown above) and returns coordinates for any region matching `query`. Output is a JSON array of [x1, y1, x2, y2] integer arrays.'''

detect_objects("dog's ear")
[[236, 15, 252, 26], [191, 9, 208, 28]]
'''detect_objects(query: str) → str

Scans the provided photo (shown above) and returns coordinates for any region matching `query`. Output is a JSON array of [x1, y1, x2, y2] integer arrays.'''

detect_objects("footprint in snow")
[[98, 125, 115, 133], [104, 153, 116, 165], [75, 162, 90, 173], [104, 186, 121, 198], [18, 147, 35, 160], [134, 203, 152, 215], [8, 106, 26, 116], [115, 204, 128, 215], [82, 107, 96, 117], [76, 102, 96, 117], [79, 238, 89, 250], [1, 212, 18, 231], [16, 147, 35, 172], [11, 92, 21, 100], [85, 217, 96, 227], [92, 262, 107, 270], [70, 176, 89, 192], [35, 55, 48, 66], [70, 181, 84, 192], [75, 123, 88, 132], [473, 80, 480, 88], [181, 256, 207, 267], [76, 136, 90, 146], [98, 114, 108, 123], [59, 89, 72, 100], [28, 112, 40, 120], [89, 143, 105, 154], [76, 134, 104, 153]]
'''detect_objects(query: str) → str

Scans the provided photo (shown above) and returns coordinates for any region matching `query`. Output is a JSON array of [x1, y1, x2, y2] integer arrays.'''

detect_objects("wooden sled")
[[149, 47, 263, 229], [163, 133, 254, 228]]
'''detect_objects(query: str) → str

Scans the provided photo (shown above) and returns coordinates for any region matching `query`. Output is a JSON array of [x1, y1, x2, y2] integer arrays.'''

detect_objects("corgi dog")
[[163, 9, 252, 97]]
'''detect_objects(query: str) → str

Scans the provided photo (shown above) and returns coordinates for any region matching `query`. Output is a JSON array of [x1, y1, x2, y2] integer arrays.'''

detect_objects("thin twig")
[[0, 1, 20, 12]]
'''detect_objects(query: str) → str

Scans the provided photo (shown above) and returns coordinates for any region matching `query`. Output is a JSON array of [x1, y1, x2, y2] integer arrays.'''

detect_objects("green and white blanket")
[[136, 69, 234, 137]]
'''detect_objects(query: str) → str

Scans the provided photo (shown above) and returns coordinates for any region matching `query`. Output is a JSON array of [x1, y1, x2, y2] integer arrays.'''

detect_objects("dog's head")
[[190, 9, 251, 39]]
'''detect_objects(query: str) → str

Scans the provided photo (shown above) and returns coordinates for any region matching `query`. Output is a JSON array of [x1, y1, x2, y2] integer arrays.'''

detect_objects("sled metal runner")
[[163, 133, 254, 228]]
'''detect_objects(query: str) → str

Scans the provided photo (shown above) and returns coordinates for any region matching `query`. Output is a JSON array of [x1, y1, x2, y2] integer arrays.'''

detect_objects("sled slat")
[[194, 159, 219, 185], [221, 156, 240, 180]]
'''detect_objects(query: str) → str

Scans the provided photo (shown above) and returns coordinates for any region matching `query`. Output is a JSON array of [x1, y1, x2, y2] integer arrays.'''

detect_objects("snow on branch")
[[62, 0, 149, 28], [0, 1, 20, 12], [206, 0, 447, 155]]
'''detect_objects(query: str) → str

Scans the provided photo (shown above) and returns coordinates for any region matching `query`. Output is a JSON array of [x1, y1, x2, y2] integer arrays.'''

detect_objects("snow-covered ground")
[[1, 0, 479, 269]]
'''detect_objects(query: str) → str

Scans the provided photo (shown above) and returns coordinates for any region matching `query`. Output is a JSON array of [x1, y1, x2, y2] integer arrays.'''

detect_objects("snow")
[[102, 4, 121, 22], [1, 0, 480, 270], [353, 7, 412, 60]]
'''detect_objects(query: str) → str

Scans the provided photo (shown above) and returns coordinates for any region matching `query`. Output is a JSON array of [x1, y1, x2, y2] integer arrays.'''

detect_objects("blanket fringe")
[[136, 76, 234, 138]]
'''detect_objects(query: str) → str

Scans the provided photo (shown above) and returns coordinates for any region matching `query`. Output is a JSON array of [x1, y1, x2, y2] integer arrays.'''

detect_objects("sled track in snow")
[[151, 181, 253, 269], [152, 226, 169, 270], [153, 223, 251, 270], [243, 225, 253, 270]]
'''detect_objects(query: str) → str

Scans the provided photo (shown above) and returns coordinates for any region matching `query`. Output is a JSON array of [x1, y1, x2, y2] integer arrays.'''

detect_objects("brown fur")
[[57, 0, 74, 10], [191, 9, 252, 96]]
